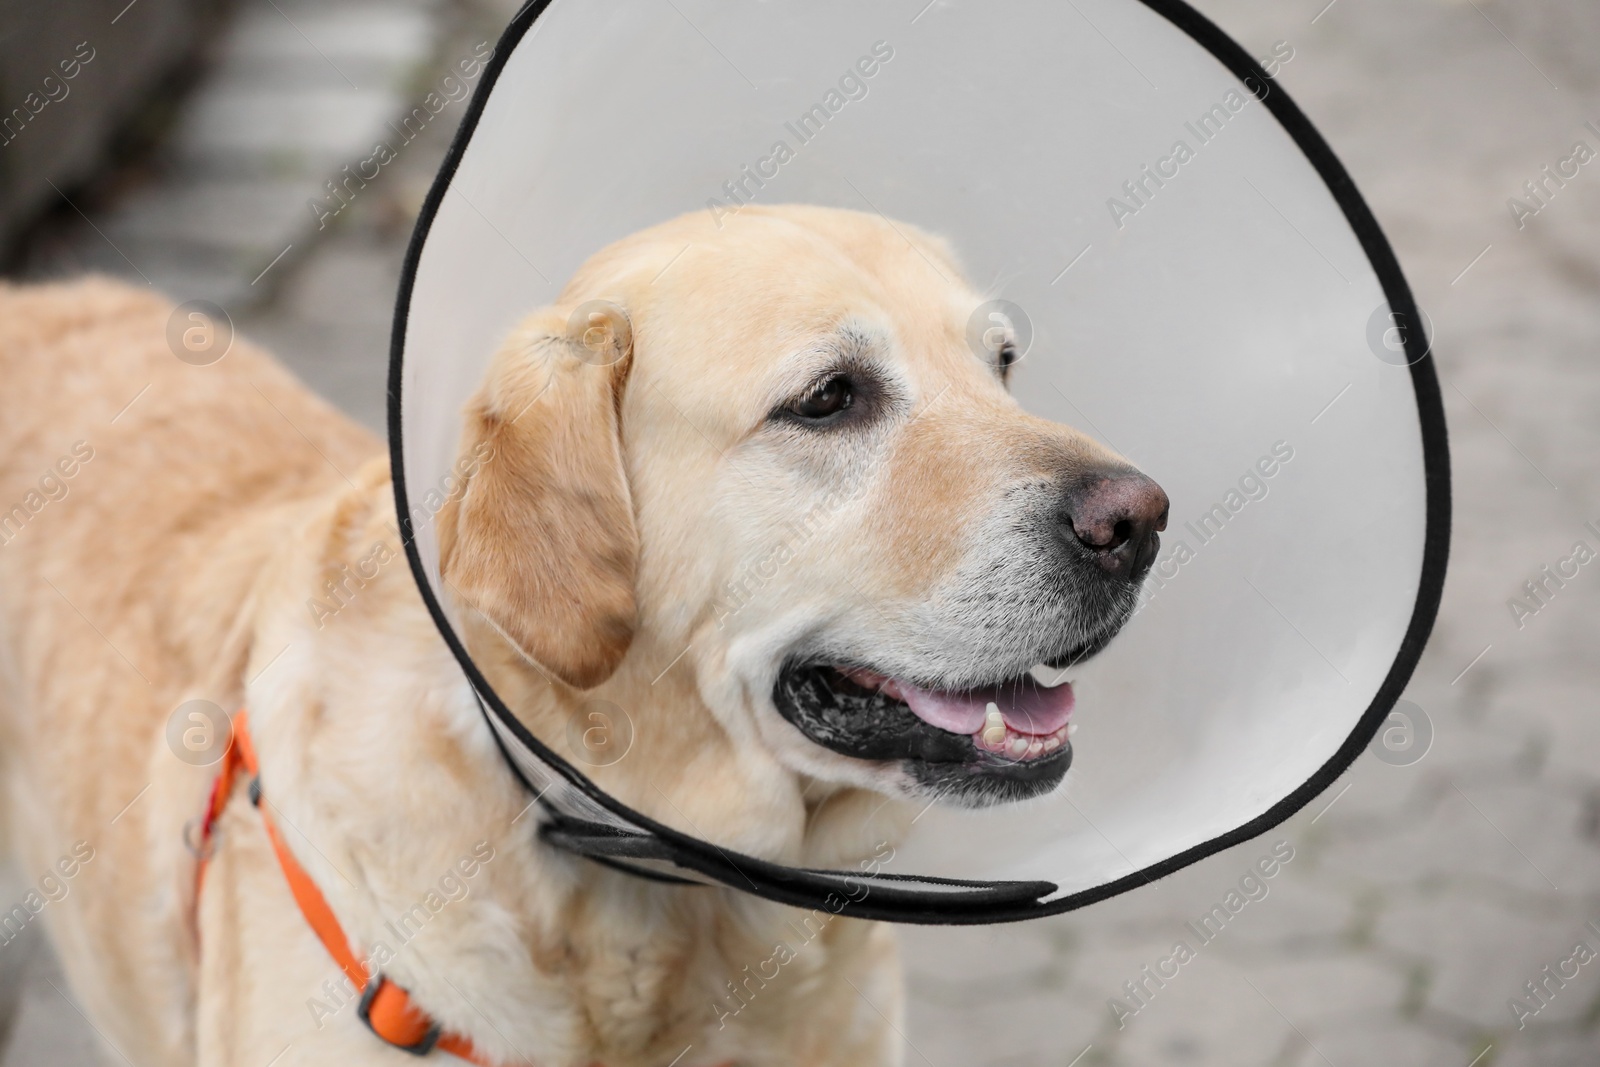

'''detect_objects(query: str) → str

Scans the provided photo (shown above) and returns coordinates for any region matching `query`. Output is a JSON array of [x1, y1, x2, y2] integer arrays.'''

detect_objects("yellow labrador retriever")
[[0, 205, 1165, 1066]]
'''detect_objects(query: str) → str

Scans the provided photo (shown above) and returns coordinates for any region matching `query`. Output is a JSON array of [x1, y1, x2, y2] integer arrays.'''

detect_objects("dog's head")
[[437, 205, 1166, 810]]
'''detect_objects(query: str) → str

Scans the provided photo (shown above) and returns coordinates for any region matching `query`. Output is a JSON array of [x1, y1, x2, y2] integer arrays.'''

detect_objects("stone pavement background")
[[3, 0, 1598, 1064]]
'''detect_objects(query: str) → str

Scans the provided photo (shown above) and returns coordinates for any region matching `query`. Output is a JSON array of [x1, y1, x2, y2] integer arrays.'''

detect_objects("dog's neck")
[[234, 461, 902, 1064], [458, 611, 907, 867]]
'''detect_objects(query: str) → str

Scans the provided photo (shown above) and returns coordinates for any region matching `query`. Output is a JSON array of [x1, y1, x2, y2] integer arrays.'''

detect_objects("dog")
[[0, 204, 1166, 1066]]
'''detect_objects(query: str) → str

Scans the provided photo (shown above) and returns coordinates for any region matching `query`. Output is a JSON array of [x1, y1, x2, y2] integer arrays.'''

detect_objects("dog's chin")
[[771, 650, 1099, 808]]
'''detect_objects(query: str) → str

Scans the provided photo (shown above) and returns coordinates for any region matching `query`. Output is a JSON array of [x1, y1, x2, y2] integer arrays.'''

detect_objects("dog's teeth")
[[1026, 739, 1043, 759], [1044, 736, 1060, 752], [982, 704, 1006, 746], [1067, 723, 1078, 737], [1007, 737, 1029, 757]]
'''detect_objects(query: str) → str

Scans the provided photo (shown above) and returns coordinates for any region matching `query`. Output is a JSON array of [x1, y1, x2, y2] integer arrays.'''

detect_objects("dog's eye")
[[997, 342, 1018, 372], [791, 375, 854, 421]]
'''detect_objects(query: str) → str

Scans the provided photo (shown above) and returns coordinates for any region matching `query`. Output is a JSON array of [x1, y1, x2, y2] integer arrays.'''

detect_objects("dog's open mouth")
[[772, 661, 1079, 804], [839, 667, 1075, 760]]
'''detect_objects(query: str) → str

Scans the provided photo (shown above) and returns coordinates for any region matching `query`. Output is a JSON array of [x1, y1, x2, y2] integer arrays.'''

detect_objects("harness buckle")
[[181, 817, 217, 861], [357, 975, 441, 1056]]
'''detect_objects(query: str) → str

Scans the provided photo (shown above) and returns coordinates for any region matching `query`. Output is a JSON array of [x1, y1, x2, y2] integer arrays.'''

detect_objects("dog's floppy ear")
[[437, 302, 638, 689]]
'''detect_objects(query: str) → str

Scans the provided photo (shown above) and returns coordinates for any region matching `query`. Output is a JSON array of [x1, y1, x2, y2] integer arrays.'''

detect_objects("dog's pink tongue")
[[994, 680, 1076, 735], [897, 678, 1075, 736], [896, 686, 989, 734]]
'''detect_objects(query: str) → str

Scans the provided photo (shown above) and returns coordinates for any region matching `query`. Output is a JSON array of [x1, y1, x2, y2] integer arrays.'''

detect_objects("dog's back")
[[0, 277, 380, 1060]]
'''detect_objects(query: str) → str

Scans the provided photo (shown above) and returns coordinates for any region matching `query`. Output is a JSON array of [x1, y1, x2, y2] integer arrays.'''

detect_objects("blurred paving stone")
[[1494, 1030, 1600, 1067], [1283, 1020, 1473, 1067], [1376, 893, 1593, 1027], [901, 922, 1068, 996], [1451, 781, 1600, 892], [213, 0, 437, 75], [905, 990, 1102, 1067], [18, 0, 443, 310], [1239, 953, 1409, 1025], [239, 238, 410, 431], [1208, 875, 1357, 957], [1310, 786, 1585, 898], [97, 176, 327, 250], [0, 863, 32, 1052], [0, 0, 225, 247], [0, 936, 106, 1067], [1100, 956, 1290, 1066], [167, 85, 403, 166], [1315, 754, 1432, 818]]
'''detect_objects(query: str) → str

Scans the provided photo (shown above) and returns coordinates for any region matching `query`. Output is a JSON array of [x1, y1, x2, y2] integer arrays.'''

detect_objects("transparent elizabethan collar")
[[391, 0, 1447, 922]]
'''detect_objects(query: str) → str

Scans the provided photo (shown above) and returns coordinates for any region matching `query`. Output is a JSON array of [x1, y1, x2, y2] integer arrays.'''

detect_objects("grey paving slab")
[[0, 923, 105, 1067], [1285, 1021, 1474, 1067], [96, 176, 329, 250]]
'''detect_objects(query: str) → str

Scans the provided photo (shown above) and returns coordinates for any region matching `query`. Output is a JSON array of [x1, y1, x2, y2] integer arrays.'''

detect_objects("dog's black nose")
[[1062, 468, 1169, 581]]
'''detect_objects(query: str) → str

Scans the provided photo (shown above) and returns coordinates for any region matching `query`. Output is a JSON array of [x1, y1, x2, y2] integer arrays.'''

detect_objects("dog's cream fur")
[[0, 206, 1124, 1065]]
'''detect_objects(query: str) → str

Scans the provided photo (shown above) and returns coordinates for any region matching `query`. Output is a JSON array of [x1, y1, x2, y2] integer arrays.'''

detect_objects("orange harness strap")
[[194, 711, 494, 1064]]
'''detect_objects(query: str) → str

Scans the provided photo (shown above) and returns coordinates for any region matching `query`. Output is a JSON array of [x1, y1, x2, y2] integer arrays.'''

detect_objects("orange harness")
[[194, 711, 495, 1063]]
